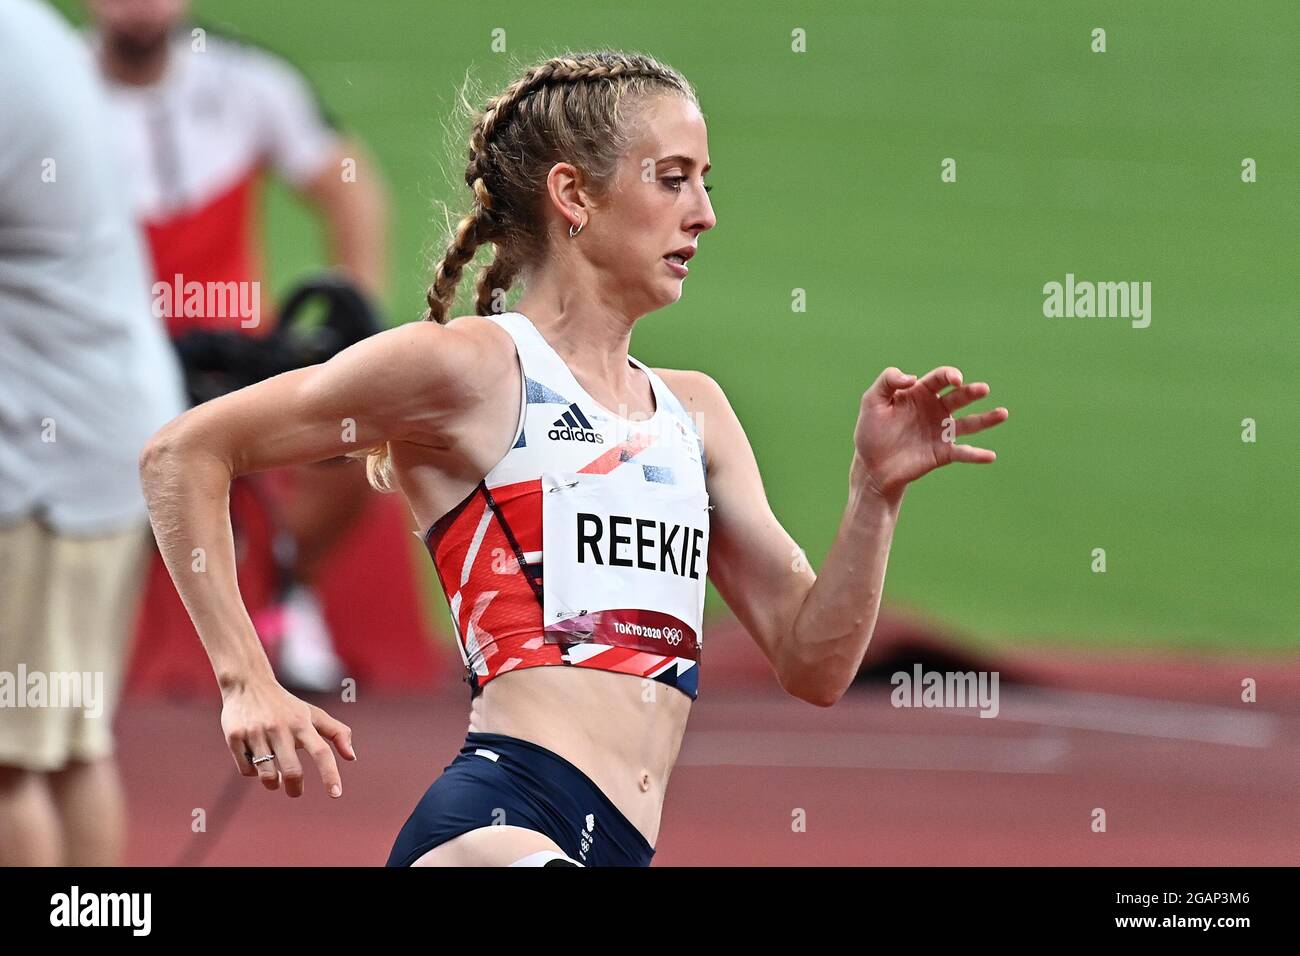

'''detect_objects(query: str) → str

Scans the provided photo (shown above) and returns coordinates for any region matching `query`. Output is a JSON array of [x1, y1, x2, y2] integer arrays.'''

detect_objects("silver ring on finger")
[[250, 754, 276, 766]]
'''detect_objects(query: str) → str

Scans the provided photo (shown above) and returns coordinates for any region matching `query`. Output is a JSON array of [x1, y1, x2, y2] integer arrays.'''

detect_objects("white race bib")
[[541, 470, 709, 659]]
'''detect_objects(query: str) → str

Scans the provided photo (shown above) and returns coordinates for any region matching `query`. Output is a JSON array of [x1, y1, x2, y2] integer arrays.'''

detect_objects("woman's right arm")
[[138, 318, 496, 797]]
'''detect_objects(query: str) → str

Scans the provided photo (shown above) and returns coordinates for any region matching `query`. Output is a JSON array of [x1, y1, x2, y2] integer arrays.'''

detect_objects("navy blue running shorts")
[[386, 731, 656, 867]]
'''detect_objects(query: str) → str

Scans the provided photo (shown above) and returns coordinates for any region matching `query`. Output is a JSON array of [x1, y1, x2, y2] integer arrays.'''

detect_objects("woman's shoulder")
[[397, 313, 519, 365], [651, 367, 735, 457], [652, 367, 757, 475], [653, 367, 727, 415], [441, 312, 517, 350], [366, 315, 518, 405]]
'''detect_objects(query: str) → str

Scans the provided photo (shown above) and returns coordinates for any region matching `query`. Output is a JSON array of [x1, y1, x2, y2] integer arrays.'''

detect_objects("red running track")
[[116, 633, 1300, 866]]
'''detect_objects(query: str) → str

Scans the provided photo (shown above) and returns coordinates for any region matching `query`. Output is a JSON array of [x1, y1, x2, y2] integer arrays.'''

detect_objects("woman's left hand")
[[852, 365, 1009, 501]]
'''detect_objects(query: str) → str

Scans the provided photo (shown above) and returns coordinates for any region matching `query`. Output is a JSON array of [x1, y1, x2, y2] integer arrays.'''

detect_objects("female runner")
[[139, 50, 1009, 866]]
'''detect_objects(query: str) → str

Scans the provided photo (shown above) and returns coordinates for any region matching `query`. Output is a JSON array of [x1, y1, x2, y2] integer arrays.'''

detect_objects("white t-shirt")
[[96, 28, 342, 223], [0, 0, 187, 536], [91, 28, 343, 337]]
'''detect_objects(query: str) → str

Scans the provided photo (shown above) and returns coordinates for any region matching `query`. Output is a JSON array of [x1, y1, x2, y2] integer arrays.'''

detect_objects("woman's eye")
[[662, 175, 711, 195]]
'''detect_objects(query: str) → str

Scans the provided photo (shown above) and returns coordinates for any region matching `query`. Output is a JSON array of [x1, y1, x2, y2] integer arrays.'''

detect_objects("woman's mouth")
[[663, 248, 694, 277]]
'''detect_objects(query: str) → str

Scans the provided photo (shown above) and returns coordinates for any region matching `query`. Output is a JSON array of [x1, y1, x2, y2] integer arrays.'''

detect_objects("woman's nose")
[[689, 190, 717, 233]]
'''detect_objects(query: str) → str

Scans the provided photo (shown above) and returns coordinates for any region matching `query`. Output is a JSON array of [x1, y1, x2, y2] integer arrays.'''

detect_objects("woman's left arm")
[[661, 365, 1008, 707]]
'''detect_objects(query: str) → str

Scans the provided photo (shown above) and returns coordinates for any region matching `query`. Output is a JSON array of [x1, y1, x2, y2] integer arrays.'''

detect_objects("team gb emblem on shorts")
[[579, 813, 597, 860]]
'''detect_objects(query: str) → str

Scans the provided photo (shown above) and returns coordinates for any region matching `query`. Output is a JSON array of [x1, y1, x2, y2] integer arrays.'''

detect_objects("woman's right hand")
[[221, 677, 356, 798]]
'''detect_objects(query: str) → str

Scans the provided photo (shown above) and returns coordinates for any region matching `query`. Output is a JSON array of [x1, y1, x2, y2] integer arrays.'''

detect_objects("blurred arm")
[[298, 140, 389, 300]]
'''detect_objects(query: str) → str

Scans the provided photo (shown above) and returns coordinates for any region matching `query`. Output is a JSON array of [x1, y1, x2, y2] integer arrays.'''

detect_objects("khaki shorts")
[[0, 516, 150, 771]]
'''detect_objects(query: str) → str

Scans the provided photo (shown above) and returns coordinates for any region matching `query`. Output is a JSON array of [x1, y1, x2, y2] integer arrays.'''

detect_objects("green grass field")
[[60, 0, 1298, 651]]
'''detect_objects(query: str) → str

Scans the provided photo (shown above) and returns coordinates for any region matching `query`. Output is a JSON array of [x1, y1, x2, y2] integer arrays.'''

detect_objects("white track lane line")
[[940, 687, 1281, 748]]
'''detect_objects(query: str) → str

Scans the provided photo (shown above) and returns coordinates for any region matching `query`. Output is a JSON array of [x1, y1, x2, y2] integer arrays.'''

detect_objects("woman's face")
[[582, 94, 716, 316], [90, 0, 190, 57]]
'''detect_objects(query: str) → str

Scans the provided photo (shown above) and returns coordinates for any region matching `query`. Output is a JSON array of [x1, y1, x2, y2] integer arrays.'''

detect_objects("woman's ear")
[[545, 161, 590, 231]]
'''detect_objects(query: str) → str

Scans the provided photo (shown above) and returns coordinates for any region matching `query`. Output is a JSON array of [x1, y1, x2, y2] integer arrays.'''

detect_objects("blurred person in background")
[[0, 0, 187, 866], [85, 0, 391, 691]]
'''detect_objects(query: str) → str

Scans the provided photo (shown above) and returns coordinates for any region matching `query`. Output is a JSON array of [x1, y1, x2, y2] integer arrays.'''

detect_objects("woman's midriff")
[[466, 664, 693, 848]]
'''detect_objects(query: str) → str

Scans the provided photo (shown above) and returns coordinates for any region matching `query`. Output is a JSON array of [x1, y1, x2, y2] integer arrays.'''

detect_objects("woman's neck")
[[513, 283, 643, 395]]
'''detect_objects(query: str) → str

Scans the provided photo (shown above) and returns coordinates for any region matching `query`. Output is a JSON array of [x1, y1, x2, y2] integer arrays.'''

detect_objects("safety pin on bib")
[[547, 479, 580, 492]]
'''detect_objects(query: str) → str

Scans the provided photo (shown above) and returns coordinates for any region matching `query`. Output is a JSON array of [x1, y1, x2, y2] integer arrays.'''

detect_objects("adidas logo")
[[548, 404, 604, 444]]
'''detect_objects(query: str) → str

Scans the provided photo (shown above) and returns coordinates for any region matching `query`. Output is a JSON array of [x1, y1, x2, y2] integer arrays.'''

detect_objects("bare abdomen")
[[467, 665, 692, 848]]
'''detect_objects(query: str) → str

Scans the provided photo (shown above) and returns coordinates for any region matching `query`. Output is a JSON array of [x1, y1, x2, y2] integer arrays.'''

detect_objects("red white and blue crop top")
[[424, 311, 711, 700]]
